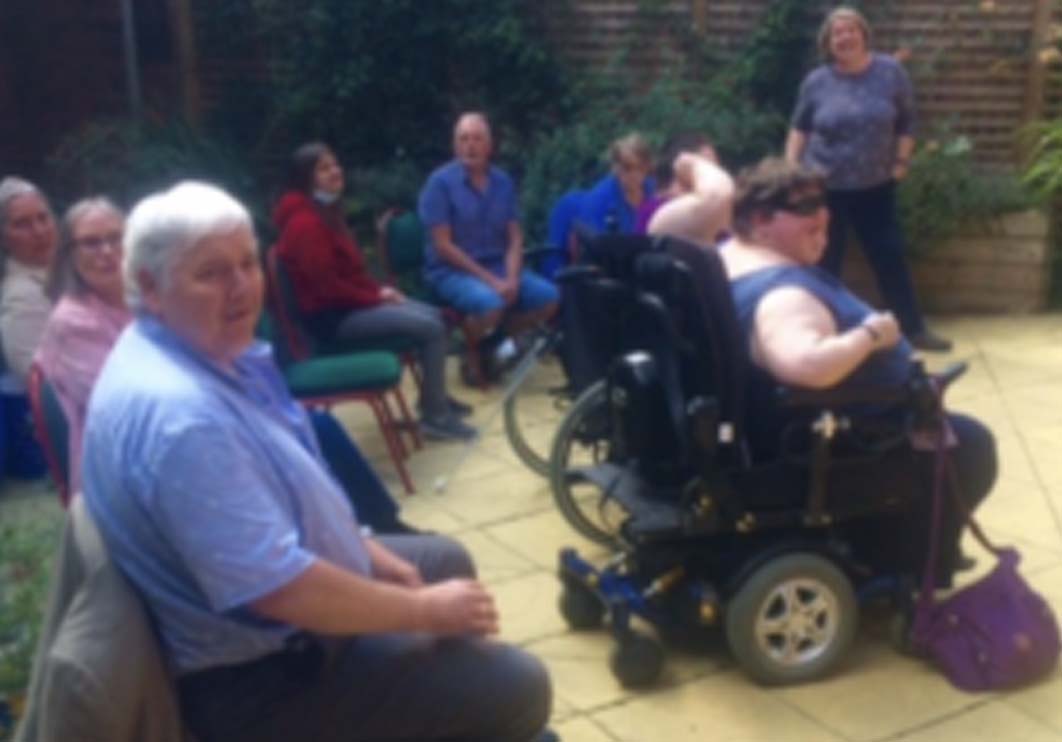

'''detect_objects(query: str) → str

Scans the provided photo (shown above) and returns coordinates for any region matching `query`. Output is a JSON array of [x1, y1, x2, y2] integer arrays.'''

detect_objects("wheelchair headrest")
[[580, 233, 663, 284]]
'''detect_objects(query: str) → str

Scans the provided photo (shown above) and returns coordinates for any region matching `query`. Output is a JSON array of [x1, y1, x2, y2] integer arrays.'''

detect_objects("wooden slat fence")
[[535, 0, 1062, 167]]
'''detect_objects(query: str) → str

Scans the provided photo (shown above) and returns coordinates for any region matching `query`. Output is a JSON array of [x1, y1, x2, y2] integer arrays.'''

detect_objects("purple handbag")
[[910, 416, 1061, 691]]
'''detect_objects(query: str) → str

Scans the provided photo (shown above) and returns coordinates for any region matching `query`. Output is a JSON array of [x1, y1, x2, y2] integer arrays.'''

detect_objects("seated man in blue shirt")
[[418, 112, 559, 374], [82, 181, 553, 742]]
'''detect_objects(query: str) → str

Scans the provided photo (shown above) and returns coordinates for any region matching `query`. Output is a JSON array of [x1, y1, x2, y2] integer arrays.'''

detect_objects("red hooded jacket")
[[272, 191, 384, 316]]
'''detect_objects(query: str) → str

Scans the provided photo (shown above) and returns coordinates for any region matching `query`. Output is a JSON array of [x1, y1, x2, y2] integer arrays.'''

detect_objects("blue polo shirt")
[[82, 316, 372, 674], [418, 159, 519, 281]]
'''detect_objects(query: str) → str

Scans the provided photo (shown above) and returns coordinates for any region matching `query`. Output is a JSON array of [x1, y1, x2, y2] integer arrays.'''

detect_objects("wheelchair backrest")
[[629, 238, 749, 466], [555, 234, 666, 396]]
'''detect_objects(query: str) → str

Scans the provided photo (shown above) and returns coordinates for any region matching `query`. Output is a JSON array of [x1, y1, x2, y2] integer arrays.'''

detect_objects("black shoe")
[[447, 395, 474, 418], [377, 518, 425, 536], [417, 396, 474, 419], [909, 329, 953, 353], [955, 553, 977, 572], [421, 414, 478, 441]]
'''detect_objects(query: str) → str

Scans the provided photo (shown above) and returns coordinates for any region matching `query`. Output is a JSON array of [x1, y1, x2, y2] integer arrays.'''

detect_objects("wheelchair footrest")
[[572, 462, 686, 538]]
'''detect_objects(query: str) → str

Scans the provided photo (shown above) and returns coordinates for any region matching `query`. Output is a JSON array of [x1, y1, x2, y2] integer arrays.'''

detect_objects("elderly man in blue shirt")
[[81, 181, 553, 742], [418, 112, 559, 377]]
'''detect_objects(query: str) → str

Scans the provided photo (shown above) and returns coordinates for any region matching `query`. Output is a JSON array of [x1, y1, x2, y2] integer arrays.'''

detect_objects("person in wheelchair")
[[721, 157, 996, 582]]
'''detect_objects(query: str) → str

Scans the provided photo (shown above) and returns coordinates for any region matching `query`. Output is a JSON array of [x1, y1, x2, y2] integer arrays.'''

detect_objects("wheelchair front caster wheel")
[[889, 610, 923, 657], [726, 553, 857, 686], [610, 632, 664, 688], [559, 579, 605, 630]]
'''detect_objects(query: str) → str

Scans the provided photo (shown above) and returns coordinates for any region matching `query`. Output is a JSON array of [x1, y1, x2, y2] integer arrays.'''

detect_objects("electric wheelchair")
[[550, 234, 966, 687]]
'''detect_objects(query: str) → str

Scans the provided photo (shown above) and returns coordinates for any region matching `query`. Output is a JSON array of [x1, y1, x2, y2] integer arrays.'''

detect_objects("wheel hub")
[[754, 578, 838, 666]]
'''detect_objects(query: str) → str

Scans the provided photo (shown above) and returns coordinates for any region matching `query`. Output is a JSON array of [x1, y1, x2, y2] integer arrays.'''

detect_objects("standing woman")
[[0, 176, 58, 479], [274, 142, 475, 441], [785, 6, 950, 352]]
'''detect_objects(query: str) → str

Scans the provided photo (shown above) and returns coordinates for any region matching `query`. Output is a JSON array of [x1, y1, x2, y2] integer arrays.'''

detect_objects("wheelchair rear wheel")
[[726, 553, 857, 686], [549, 381, 630, 546], [503, 336, 570, 477]]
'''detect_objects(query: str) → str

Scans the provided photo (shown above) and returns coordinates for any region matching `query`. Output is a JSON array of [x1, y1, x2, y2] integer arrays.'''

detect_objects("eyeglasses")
[[776, 193, 826, 216], [74, 232, 123, 252]]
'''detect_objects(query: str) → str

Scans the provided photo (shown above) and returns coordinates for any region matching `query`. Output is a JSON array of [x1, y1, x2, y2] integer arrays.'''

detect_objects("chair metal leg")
[[390, 385, 422, 451], [367, 394, 416, 495]]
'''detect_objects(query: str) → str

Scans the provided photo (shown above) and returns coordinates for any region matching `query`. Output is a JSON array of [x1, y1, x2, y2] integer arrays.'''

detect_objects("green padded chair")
[[377, 208, 490, 388], [27, 363, 72, 506], [266, 248, 418, 494]]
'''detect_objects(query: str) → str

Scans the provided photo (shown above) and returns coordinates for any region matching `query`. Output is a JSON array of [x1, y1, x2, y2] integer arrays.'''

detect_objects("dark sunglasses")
[[776, 193, 826, 216]]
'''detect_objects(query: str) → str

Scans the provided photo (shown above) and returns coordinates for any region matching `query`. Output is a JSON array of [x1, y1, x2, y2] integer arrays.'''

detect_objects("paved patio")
[[3, 313, 1061, 741]]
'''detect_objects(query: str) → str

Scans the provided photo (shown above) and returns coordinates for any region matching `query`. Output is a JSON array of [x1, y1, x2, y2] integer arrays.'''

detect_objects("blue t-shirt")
[[731, 264, 915, 454], [790, 53, 916, 191], [418, 159, 519, 282], [732, 264, 914, 390], [82, 316, 371, 674], [576, 173, 654, 235]]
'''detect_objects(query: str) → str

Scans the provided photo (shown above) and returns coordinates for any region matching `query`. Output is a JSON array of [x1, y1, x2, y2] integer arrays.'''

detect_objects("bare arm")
[[784, 129, 807, 164], [250, 557, 498, 637], [430, 224, 505, 289], [647, 154, 734, 246], [751, 286, 901, 389], [504, 220, 523, 281], [892, 134, 916, 180]]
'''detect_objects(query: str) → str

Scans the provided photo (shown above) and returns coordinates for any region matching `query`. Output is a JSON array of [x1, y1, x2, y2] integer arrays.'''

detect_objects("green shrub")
[[0, 514, 63, 708], [898, 131, 1038, 255], [44, 118, 267, 233]]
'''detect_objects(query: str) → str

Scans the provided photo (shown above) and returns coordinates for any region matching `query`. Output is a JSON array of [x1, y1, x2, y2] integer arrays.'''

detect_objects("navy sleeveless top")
[[731, 264, 914, 455]]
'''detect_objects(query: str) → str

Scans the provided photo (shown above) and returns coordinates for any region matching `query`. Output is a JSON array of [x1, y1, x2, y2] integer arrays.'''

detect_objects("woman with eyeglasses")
[[785, 6, 950, 353], [0, 176, 57, 480], [576, 132, 655, 236], [722, 157, 994, 584], [35, 198, 418, 533]]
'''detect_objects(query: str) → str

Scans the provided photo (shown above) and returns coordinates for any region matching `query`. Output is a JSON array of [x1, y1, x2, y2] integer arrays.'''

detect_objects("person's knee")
[[951, 413, 997, 506], [426, 534, 476, 580], [488, 647, 552, 742]]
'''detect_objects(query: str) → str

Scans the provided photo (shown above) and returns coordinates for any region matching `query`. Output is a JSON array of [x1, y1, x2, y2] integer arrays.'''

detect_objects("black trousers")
[[178, 534, 551, 742], [822, 181, 927, 336]]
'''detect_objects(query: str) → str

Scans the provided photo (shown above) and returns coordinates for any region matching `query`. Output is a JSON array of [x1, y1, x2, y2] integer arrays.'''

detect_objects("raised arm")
[[647, 154, 734, 246]]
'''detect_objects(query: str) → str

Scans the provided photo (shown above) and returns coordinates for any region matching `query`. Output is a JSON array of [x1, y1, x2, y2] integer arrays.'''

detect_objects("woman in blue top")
[[785, 6, 950, 352], [576, 132, 654, 235], [724, 157, 994, 583]]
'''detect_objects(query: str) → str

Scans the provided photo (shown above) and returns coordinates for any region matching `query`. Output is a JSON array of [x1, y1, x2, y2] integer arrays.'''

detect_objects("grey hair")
[[123, 181, 254, 311], [47, 197, 124, 301], [0, 176, 53, 282], [818, 6, 873, 62]]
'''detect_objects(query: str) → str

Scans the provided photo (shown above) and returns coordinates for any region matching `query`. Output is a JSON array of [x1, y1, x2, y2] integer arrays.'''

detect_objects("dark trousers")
[[309, 410, 399, 532], [178, 534, 552, 742], [847, 413, 997, 581], [822, 181, 926, 336]]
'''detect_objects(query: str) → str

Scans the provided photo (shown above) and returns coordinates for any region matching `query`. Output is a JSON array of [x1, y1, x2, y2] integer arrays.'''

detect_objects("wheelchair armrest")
[[777, 383, 911, 410], [555, 265, 601, 284]]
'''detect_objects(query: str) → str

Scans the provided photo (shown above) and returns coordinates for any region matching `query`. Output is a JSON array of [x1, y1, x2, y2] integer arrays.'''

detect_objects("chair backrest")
[[377, 209, 430, 299], [27, 363, 71, 506], [265, 247, 313, 363]]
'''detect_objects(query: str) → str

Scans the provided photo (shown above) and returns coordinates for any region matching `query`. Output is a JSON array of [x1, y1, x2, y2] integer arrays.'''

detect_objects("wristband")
[[860, 323, 880, 344]]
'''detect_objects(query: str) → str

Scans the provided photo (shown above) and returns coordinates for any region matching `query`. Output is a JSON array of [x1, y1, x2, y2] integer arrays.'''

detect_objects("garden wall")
[[841, 210, 1052, 313]]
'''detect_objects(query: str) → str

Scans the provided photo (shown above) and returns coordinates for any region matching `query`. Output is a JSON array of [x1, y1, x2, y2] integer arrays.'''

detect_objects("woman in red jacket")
[[274, 142, 475, 440]]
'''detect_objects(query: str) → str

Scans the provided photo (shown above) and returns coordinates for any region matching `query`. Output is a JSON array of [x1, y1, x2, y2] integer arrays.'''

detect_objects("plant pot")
[[842, 209, 1051, 314]]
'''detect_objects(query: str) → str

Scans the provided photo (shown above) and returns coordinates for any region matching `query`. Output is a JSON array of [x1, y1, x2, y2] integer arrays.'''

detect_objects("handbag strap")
[[914, 384, 1001, 627]]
